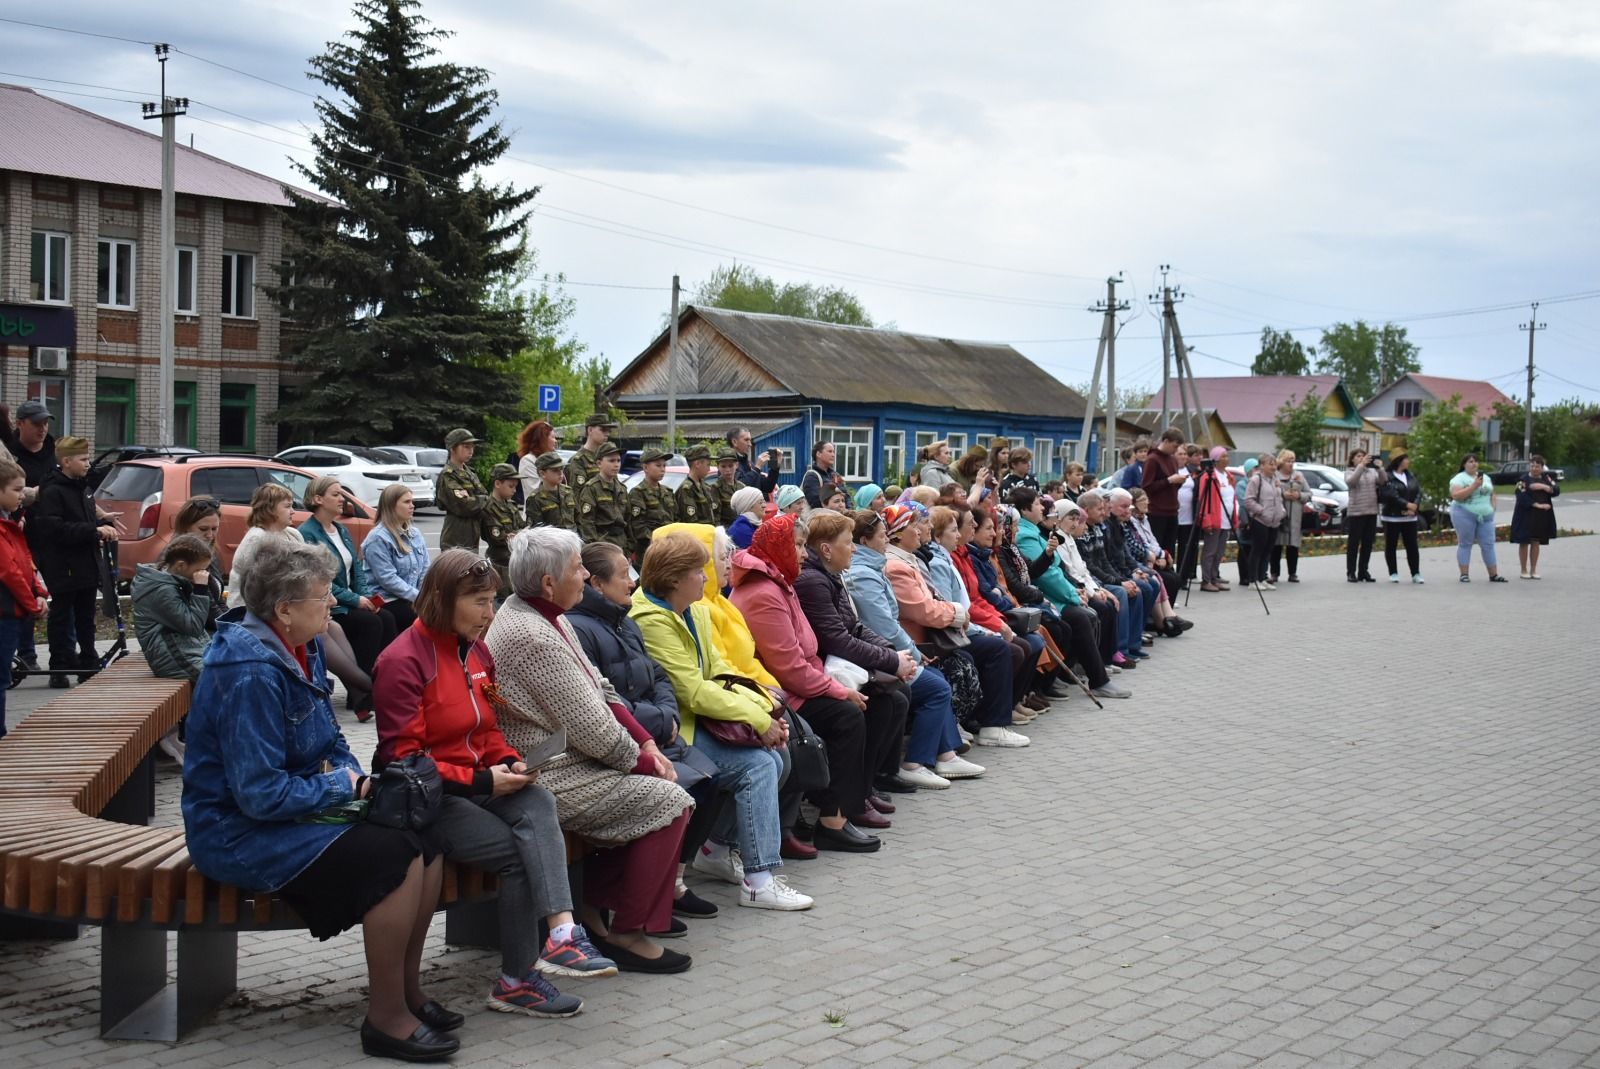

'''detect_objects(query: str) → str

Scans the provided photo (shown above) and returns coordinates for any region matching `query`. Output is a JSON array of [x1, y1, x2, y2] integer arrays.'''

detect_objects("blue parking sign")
[[538, 384, 561, 413]]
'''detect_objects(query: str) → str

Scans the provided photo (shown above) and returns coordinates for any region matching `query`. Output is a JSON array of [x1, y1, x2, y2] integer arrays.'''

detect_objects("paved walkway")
[[3, 519, 1598, 1068]]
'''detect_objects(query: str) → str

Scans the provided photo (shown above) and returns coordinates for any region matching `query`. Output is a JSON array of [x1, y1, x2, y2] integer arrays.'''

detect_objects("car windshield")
[[348, 446, 404, 464], [412, 449, 447, 467]]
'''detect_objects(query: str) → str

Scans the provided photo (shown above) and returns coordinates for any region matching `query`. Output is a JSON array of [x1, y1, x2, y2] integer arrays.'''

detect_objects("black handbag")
[[366, 754, 443, 832], [922, 625, 971, 656], [1004, 606, 1043, 634], [785, 710, 831, 793]]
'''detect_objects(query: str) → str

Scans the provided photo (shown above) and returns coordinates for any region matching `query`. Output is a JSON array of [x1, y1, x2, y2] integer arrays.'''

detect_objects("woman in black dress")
[[1510, 454, 1560, 579]]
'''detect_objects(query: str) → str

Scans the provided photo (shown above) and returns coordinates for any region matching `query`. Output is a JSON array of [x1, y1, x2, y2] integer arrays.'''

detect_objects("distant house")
[[1359, 374, 1514, 461], [606, 306, 1101, 486], [1121, 408, 1236, 451], [1144, 375, 1376, 464]]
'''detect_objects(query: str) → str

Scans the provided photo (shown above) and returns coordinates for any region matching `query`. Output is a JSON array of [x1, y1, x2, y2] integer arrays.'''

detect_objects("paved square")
[[3, 511, 1597, 1067]]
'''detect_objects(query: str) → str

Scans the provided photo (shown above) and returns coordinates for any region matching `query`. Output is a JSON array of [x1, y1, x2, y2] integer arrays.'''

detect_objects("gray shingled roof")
[[0, 84, 320, 206]]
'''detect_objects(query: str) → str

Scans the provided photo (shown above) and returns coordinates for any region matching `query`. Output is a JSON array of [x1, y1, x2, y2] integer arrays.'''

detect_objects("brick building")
[[0, 84, 313, 454]]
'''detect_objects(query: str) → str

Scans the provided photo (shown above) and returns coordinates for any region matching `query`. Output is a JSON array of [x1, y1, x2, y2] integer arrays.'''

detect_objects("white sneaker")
[[934, 756, 986, 779], [1389, 574, 1400, 583], [1107, 664, 1122, 675], [738, 875, 813, 911], [1412, 574, 1425, 585], [957, 726, 974, 744], [895, 765, 951, 789], [1091, 682, 1132, 699], [976, 726, 1031, 748], [690, 847, 744, 885], [157, 730, 186, 763]]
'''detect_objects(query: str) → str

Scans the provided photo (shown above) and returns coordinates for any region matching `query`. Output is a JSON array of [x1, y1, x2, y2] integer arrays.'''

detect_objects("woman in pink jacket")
[[728, 515, 879, 854]]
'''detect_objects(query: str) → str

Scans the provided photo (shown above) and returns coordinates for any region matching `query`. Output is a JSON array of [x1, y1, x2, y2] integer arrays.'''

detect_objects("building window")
[[1034, 438, 1055, 477], [174, 381, 197, 447], [30, 231, 70, 303], [1394, 399, 1421, 419], [819, 425, 872, 482], [1062, 440, 1078, 463], [176, 247, 198, 315], [222, 252, 255, 318], [220, 382, 255, 452], [914, 431, 936, 458], [775, 446, 795, 474], [95, 377, 136, 447], [26, 375, 70, 429], [882, 429, 905, 482], [96, 239, 137, 309], [946, 432, 967, 455]]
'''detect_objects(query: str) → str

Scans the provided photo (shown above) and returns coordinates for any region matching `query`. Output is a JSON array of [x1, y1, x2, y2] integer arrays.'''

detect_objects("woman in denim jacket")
[[363, 483, 432, 632]]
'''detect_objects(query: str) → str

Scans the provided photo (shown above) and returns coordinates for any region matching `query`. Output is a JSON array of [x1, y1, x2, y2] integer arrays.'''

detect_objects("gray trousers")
[[436, 788, 571, 978]]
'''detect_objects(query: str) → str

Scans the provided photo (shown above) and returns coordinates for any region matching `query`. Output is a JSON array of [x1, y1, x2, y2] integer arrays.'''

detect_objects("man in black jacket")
[[726, 427, 779, 495], [28, 437, 116, 687], [1074, 490, 1148, 661]]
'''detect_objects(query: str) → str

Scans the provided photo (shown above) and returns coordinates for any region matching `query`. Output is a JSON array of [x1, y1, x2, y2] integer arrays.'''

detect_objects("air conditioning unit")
[[34, 347, 69, 372]]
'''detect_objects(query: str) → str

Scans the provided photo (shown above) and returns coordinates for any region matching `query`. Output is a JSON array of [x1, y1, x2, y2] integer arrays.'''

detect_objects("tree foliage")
[[1490, 397, 1600, 471], [1407, 395, 1482, 506], [1252, 327, 1311, 376], [1314, 321, 1420, 403], [691, 263, 876, 326], [1073, 382, 1158, 414], [1273, 388, 1325, 460], [276, 0, 534, 444]]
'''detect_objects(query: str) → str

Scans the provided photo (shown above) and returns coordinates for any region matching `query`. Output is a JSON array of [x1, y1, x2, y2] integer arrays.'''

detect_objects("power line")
[[1538, 369, 1600, 394], [0, 16, 153, 46]]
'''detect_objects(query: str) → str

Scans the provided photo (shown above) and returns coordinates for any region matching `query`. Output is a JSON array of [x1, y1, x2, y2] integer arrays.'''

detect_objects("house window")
[[1394, 399, 1422, 419], [176, 246, 198, 314], [946, 433, 967, 455], [975, 434, 992, 451], [882, 430, 905, 482], [220, 382, 255, 452], [222, 252, 255, 318], [914, 431, 937, 458], [30, 231, 70, 303], [174, 381, 197, 447], [1034, 438, 1055, 477], [26, 375, 70, 428], [819, 425, 872, 482], [96, 239, 137, 309], [95, 377, 136, 447], [1062, 440, 1078, 463]]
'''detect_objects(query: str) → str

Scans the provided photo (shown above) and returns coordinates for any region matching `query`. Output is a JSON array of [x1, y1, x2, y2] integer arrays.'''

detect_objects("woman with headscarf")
[[774, 484, 807, 517], [853, 483, 886, 513], [727, 486, 765, 549]]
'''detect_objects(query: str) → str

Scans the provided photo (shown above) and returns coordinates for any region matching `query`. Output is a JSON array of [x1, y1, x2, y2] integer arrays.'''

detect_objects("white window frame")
[[222, 251, 256, 319], [31, 231, 71, 304], [1033, 438, 1055, 476], [776, 447, 796, 474], [97, 238, 137, 309], [882, 429, 905, 481], [819, 425, 872, 482], [946, 432, 967, 455], [175, 246, 198, 315], [914, 431, 937, 456], [975, 434, 992, 451]]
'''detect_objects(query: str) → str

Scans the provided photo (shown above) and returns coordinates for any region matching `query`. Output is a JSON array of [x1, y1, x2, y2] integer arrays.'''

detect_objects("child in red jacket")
[[0, 459, 48, 736]]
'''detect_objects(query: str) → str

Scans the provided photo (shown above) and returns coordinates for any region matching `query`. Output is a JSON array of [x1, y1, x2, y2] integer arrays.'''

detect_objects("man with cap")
[[436, 428, 491, 551], [565, 413, 617, 495], [526, 451, 577, 531], [626, 447, 678, 558], [7, 400, 58, 672], [714, 446, 744, 527], [576, 442, 629, 552], [27, 436, 116, 687], [674, 444, 718, 526], [480, 464, 527, 599]]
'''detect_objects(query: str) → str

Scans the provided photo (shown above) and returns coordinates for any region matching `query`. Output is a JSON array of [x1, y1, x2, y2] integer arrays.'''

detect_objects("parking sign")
[[538, 384, 561, 413]]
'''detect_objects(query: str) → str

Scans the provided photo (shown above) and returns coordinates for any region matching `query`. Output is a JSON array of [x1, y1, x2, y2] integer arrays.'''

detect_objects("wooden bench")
[[0, 657, 578, 1042]]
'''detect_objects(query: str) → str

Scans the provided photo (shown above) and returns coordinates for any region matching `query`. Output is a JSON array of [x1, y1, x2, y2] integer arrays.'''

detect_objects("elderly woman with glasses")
[[181, 539, 457, 1061], [486, 528, 695, 973]]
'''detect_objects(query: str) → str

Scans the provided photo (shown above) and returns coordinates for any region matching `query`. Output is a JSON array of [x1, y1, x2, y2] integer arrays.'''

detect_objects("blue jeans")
[[690, 726, 785, 874], [0, 616, 20, 737], [1451, 505, 1498, 569], [1105, 583, 1143, 654], [1132, 575, 1162, 618], [905, 664, 960, 766]]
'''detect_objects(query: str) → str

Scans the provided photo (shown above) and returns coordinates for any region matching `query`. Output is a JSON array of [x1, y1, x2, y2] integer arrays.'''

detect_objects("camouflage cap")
[[596, 441, 622, 458], [683, 444, 712, 463], [640, 447, 672, 464], [490, 463, 519, 482], [716, 446, 741, 463], [535, 451, 566, 471], [585, 412, 619, 429], [444, 428, 482, 448]]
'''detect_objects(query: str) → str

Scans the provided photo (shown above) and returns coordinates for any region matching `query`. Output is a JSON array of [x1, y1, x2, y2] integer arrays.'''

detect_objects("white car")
[[376, 445, 449, 482], [273, 444, 436, 509]]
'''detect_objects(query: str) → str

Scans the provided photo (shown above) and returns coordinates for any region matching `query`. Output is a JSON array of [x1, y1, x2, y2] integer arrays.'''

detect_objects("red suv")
[[94, 456, 376, 582]]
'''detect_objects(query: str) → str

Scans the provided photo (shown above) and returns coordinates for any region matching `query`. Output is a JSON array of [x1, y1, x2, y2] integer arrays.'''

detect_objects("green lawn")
[[1552, 477, 1600, 493]]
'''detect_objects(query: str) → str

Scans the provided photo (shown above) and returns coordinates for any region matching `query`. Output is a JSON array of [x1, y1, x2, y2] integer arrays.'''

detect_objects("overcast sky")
[[8, 0, 1599, 404]]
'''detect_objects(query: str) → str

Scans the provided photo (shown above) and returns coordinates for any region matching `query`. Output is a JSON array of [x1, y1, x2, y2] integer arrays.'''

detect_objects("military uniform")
[[527, 483, 577, 530], [714, 448, 743, 526], [675, 444, 719, 525], [578, 474, 629, 552], [480, 465, 526, 598], [565, 448, 599, 496], [627, 474, 678, 559], [436, 431, 491, 551]]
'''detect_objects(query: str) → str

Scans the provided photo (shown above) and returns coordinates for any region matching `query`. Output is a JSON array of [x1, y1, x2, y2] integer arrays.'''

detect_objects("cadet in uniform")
[[436, 428, 490, 551], [481, 463, 527, 599], [576, 441, 629, 552], [626, 447, 678, 559], [714, 446, 743, 527], [565, 412, 617, 496], [674, 444, 718, 525], [526, 451, 577, 531]]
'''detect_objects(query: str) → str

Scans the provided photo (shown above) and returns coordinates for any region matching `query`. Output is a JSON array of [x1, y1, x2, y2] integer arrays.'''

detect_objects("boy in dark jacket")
[[0, 459, 47, 736], [26, 437, 115, 688]]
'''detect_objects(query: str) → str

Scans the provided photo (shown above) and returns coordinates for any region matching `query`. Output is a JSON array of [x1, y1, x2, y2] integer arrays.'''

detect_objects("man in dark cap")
[[526, 451, 577, 531], [8, 400, 58, 672], [674, 444, 718, 525], [714, 446, 744, 527], [576, 442, 628, 552], [436, 428, 490, 551], [481, 464, 527, 599], [626, 446, 678, 558], [565, 413, 617, 495]]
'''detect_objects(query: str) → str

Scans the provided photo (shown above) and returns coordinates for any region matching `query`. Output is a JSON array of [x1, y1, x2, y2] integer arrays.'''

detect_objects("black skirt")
[[279, 823, 444, 940]]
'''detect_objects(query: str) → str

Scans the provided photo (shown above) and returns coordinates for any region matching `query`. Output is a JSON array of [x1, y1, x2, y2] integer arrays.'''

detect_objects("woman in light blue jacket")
[[362, 484, 431, 631]]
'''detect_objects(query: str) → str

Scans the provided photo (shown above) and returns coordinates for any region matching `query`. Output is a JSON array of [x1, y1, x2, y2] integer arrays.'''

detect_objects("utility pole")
[[141, 45, 186, 446], [666, 275, 680, 449], [1089, 275, 1129, 471], [1154, 279, 1198, 442], [1156, 264, 1172, 429], [1518, 303, 1545, 460]]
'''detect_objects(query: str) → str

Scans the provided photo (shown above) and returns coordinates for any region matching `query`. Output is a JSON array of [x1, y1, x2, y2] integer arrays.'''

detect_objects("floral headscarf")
[[749, 512, 801, 586]]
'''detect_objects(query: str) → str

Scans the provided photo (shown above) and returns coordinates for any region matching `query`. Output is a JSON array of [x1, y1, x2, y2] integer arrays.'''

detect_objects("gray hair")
[[1077, 489, 1105, 510], [507, 526, 583, 600], [241, 539, 337, 618], [1105, 487, 1133, 505]]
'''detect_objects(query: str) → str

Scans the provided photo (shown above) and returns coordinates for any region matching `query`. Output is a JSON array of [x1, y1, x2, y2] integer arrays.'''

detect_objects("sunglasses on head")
[[460, 557, 495, 579]]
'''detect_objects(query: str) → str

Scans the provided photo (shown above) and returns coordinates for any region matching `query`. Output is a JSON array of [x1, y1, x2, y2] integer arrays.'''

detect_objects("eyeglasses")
[[288, 593, 336, 607]]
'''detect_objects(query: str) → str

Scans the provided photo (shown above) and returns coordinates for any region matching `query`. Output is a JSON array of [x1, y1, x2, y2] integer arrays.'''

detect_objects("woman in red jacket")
[[373, 550, 615, 1023], [0, 459, 46, 737]]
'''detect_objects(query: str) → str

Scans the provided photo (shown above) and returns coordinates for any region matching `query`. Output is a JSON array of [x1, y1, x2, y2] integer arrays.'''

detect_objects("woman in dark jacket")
[[1378, 451, 1425, 583], [567, 542, 723, 920]]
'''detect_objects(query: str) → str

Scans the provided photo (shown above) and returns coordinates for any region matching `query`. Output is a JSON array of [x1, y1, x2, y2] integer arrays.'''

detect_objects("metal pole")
[[1158, 306, 1171, 431], [666, 275, 679, 449], [143, 46, 185, 446], [1104, 276, 1118, 469], [1076, 327, 1107, 469], [1519, 302, 1544, 459]]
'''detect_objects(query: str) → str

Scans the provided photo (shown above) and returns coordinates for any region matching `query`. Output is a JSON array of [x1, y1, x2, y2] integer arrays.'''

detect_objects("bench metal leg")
[[0, 912, 80, 941], [101, 750, 156, 826], [101, 926, 238, 1041]]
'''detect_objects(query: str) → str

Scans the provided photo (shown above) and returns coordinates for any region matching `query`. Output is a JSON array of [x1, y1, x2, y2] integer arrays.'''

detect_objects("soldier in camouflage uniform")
[[436, 428, 491, 551], [564, 412, 617, 496], [526, 451, 577, 531], [576, 442, 629, 552], [626, 447, 678, 558], [714, 446, 743, 527], [674, 444, 718, 526], [480, 464, 527, 599]]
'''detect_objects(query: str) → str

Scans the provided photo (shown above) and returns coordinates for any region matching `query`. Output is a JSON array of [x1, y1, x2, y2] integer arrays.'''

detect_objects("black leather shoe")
[[48, 673, 70, 689], [813, 822, 881, 853], [359, 1020, 460, 1061], [1360, 574, 1377, 583], [1044, 683, 1073, 699], [1348, 575, 1360, 583], [412, 1000, 464, 1032], [591, 934, 693, 974], [646, 917, 689, 939], [672, 887, 718, 918], [874, 774, 919, 795]]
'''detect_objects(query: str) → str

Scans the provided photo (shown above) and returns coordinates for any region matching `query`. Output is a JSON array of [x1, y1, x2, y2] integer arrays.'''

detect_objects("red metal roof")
[[1403, 375, 1512, 413], [1147, 375, 1344, 425], [0, 84, 321, 207]]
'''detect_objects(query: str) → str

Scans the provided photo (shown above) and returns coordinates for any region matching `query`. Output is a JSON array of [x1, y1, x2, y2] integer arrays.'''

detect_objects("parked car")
[[1292, 463, 1349, 533], [94, 456, 376, 582], [87, 445, 200, 490], [1489, 459, 1565, 486], [273, 444, 435, 509], [376, 444, 448, 480]]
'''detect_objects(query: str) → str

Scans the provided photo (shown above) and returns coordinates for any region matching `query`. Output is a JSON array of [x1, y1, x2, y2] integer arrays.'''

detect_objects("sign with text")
[[538, 384, 562, 413], [0, 304, 75, 349]]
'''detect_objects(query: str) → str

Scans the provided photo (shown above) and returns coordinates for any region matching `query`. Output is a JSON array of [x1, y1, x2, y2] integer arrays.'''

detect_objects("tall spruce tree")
[[276, 0, 535, 443]]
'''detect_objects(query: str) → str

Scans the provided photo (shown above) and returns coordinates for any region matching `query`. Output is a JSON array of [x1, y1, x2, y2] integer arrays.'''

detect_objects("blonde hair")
[[305, 475, 342, 512], [908, 485, 939, 508], [376, 483, 416, 555], [248, 482, 295, 528], [929, 505, 958, 539], [919, 439, 949, 462], [1277, 449, 1297, 463], [639, 532, 711, 599]]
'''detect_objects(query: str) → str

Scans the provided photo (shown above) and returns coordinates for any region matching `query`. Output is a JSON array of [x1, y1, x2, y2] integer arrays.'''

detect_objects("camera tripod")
[[1179, 466, 1268, 615]]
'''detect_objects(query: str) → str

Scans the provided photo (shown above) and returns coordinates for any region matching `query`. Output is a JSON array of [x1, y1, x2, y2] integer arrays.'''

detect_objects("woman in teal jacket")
[[299, 477, 395, 716], [1014, 498, 1081, 612]]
